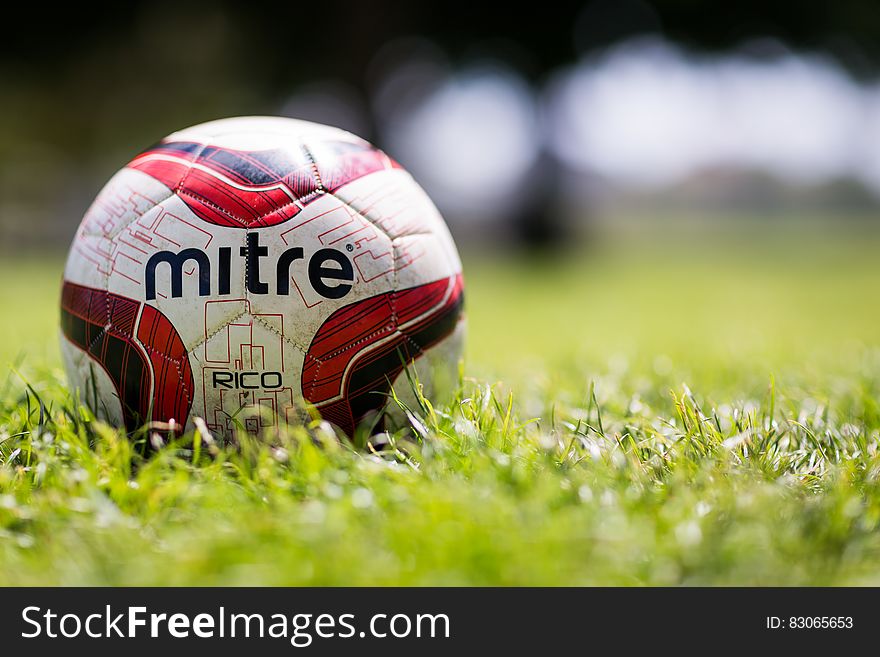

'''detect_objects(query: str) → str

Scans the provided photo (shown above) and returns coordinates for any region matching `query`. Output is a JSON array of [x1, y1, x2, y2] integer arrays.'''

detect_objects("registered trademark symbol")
[[346, 243, 354, 252]]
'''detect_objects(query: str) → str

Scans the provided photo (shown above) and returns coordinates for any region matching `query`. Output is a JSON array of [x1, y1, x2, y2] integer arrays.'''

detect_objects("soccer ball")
[[60, 116, 465, 439]]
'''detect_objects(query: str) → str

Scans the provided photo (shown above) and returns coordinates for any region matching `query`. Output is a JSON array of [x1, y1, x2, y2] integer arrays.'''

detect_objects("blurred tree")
[[3, 0, 880, 249]]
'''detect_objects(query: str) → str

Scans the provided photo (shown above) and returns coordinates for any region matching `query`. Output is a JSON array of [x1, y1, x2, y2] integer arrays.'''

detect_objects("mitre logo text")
[[144, 231, 355, 301]]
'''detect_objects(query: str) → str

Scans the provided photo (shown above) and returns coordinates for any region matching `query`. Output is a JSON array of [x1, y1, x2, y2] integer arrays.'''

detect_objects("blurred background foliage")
[[5, 0, 880, 253]]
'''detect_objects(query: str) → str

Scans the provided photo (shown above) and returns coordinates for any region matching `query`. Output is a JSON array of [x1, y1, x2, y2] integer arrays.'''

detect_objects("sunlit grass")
[[2, 227, 880, 585]]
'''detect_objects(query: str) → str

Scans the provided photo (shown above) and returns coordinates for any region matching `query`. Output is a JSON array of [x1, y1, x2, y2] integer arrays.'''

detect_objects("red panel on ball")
[[302, 274, 464, 435], [60, 281, 194, 432], [128, 139, 397, 229]]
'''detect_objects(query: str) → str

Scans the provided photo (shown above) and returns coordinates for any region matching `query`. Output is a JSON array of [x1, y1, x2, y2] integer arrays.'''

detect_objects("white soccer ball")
[[60, 116, 465, 439]]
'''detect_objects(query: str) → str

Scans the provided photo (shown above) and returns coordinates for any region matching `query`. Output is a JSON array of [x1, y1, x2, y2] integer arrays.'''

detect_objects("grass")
[[3, 225, 880, 585]]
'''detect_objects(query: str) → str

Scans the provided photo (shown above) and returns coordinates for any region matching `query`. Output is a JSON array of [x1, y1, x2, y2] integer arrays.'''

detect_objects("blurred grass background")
[[7, 223, 880, 386]]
